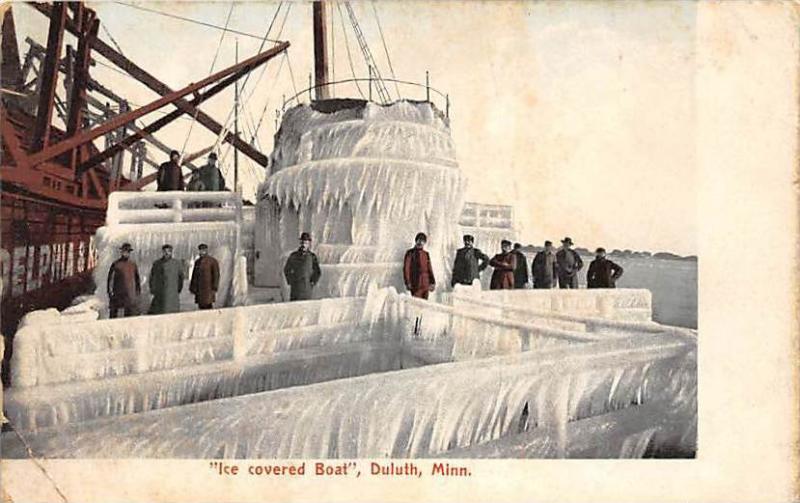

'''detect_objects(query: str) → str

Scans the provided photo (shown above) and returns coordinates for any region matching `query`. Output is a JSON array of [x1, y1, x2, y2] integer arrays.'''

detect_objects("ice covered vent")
[[255, 100, 466, 297]]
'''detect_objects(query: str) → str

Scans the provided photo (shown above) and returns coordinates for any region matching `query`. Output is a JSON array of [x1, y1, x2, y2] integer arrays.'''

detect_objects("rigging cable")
[[217, 4, 288, 163], [284, 50, 300, 102], [211, 3, 285, 167], [216, 3, 290, 184], [335, 2, 367, 100], [251, 52, 287, 139], [180, 2, 236, 161], [237, 2, 286, 100], [100, 21, 126, 57], [371, 2, 401, 100], [111, 1, 282, 43]]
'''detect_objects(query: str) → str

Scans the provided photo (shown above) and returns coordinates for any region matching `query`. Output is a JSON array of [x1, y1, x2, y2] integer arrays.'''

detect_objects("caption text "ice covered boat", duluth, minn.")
[[0, 1, 696, 463]]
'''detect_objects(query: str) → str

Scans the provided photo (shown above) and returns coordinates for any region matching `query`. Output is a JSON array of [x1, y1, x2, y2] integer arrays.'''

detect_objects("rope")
[[237, 3, 286, 100], [285, 50, 300, 101], [100, 21, 125, 56], [371, 2, 401, 100], [251, 49, 287, 139], [216, 2, 290, 178], [111, 2, 282, 43], [336, 2, 367, 99], [211, 3, 287, 174], [180, 3, 236, 159]]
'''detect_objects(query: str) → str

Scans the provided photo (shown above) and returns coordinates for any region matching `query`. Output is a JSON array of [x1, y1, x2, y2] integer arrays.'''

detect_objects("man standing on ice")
[[283, 233, 321, 301], [156, 150, 185, 192], [148, 244, 184, 314], [107, 243, 141, 318], [403, 232, 436, 299], [587, 247, 624, 289], [532, 240, 558, 289], [489, 240, 517, 290], [189, 244, 220, 309], [450, 234, 489, 287], [512, 242, 529, 289], [556, 237, 584, 289]]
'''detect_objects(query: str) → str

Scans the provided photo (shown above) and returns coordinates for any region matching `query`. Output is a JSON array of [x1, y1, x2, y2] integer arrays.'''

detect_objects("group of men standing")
[[156, 150, 227, 192], [106, 243, 220, 318], [449, 235, 623, 291], [280, 232, 625, 302]]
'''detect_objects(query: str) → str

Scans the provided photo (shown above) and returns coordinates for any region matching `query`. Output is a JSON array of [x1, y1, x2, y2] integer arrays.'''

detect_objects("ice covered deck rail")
[[282, 77, 450, 117], [106, 191, 243, 225]]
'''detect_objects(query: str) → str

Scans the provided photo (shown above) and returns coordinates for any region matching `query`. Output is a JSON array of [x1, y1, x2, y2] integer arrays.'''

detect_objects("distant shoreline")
[[519, 246, 698, 263]]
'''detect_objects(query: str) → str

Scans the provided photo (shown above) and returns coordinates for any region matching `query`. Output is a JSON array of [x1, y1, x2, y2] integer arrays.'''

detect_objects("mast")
[[312, 1, 330, 100]]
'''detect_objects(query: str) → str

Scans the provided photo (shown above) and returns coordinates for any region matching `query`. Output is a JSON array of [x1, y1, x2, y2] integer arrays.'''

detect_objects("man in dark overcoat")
[[489, 240, 517, 290], [450, 234, 489, 287], [156, 150, 184, 192], [587, 247, 624, 289], [283, 233, 322, 301], [148, 244, 184, 314], [189, 244, 220, 309], [512, 242, 529, 289], [532, 240, 558, 289], [556, 237, 584, 289], [107, 243, 141, 318], [198, 152, 227, 192], [403, 232, 436, 299]]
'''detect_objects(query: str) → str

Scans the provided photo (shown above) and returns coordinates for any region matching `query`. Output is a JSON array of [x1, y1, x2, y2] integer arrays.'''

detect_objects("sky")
[[10, 1, 697, 255]]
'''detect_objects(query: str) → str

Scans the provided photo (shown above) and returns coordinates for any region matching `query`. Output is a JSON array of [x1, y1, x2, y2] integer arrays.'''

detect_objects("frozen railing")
[[10, 296, 369, 389], [457, 288, 654, 322], [1, 332, 696, 459], [5, 296, 387, 430], [450, 289, 682, 338], [106, 191, 243, 225], [390, 291, 602, 361], [282, 77, 450, 118]]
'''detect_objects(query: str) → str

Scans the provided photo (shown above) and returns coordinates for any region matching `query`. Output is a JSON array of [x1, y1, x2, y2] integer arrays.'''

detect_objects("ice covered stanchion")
[[94, 191, 246, 314], [255, 100, 466, 298]]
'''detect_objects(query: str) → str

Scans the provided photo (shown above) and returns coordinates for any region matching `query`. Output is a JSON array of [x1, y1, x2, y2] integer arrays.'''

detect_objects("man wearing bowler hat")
[[283, 232, 321, 301], [556, 237, 584, 289], [107, 243, 141, 318], [190, 244, 220, 309]]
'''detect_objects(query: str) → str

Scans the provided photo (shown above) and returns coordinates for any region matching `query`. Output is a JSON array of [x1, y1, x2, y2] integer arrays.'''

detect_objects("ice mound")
[[255, 100, 465, 297]]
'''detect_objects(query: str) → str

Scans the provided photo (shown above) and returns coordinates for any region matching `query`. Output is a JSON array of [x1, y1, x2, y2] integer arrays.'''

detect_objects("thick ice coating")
[[255, 100, 466, 297]]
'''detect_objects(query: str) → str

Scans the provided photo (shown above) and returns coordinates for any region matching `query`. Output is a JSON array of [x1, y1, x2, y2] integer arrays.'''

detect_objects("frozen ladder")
[[344, 2, 392, 104]]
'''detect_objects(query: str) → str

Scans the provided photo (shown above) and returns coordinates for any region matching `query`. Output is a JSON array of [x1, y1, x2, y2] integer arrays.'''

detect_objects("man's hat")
[[169, 150, 179, 157], [162, 244, 173, 250], [120, 243, 134, 252], [198, 243, 209, 250], [561, 237, 574, 246], [513, 242, 522, 249], [415, 232, 427, 242], [544, 240, 553, 246], [501, 239, 512, 246], [463, 234, 474, 242], [208, 152, 218, 160], [299, 232, 312, 241], [596, 247, 606, 253]]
